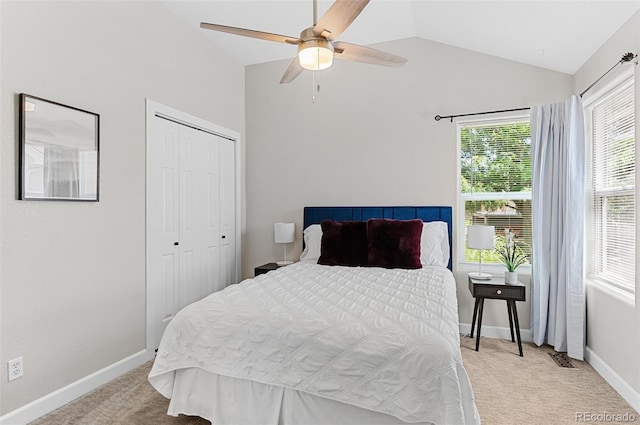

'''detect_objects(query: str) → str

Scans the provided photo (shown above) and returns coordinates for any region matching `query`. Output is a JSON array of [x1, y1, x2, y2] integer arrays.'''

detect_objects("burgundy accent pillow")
[[318, 220, 368, 267], [367, 219, 423, 269]]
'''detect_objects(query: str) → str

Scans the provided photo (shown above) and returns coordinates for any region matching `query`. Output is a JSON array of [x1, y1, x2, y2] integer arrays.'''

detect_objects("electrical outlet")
[[8, 357, 23, 381]]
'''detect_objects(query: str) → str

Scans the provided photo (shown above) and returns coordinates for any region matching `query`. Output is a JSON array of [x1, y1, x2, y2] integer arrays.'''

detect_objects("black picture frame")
[[19, 93, 100, 201]]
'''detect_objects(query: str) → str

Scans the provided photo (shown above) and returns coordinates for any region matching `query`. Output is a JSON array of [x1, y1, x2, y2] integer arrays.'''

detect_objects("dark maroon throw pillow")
[[318, 220, 368, 267], [366, 219, 423, 269]]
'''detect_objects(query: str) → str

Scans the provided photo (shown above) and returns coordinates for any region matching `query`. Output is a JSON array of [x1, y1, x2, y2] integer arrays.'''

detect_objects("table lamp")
[[467, 225, 495, 280], [274, 222, 295, 266]]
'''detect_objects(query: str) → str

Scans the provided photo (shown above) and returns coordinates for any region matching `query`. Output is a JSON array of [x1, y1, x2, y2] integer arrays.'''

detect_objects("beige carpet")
[[29, 363, 208, 425], [460, 336, 638, 425], [30, 337, 638, 425]]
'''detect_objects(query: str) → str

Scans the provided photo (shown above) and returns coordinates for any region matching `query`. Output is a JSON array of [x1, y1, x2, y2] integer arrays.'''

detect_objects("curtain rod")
[[579, 52, 637, 97], [434, 107, 530, 122], [434, 52, 638, 123]]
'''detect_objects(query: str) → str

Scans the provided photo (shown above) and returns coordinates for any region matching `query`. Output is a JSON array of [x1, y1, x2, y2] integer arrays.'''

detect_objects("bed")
[[149, 206, 480, 425]]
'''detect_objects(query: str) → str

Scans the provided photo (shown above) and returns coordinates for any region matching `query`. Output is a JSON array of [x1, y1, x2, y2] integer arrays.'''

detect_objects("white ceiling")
[[163, 0, 640, 74]]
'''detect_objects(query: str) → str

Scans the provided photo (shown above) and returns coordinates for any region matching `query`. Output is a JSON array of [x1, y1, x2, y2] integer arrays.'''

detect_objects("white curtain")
[[530, 95, 586, 360], [44, 145, 80, 198]]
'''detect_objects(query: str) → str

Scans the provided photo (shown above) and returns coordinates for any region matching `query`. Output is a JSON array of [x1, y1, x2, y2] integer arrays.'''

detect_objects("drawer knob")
[[496, 289, 502, 295]]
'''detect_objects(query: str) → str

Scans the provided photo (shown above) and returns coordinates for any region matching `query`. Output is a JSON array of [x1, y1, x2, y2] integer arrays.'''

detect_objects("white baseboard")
[[459, 323, 533, 342], [585, 347, 640, 414], [0, 349, 154, 425]]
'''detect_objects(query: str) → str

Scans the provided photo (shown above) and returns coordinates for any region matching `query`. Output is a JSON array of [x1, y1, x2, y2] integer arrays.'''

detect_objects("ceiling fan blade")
[[333, 42, 407, 67], [280, 58, 304, 84], [200, 22, 301, 45], [313, 0, 370, 41]]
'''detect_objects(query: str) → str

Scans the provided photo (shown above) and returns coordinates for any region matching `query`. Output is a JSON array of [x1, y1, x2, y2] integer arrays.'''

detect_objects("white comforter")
[[149, 263, 479, 424]]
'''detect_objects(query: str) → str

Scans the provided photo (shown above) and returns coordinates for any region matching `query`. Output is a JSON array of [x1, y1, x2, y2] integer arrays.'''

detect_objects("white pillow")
[[299, 224, 322, 263], [420, 221, 450, 267]]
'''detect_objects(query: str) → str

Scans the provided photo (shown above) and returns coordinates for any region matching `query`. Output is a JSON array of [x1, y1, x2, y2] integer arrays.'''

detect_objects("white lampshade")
[[275, 222, 295, 266], [467, 225, 495, 250], [467, 225, 495, 280], [274, 223, 295, 244]]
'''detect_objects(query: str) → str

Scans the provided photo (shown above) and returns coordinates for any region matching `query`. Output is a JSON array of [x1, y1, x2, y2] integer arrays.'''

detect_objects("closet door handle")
[[174, 242, 179, 246], [221, 235, 226, 239]]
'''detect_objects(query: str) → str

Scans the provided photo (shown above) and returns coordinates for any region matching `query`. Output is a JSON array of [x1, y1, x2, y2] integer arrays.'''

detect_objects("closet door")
[[177, 126, 215, 308], [147, 105, 238, 350], [201, 132, 222, 296], [219, 138, 236, 289], [147, 117, 180, 349]]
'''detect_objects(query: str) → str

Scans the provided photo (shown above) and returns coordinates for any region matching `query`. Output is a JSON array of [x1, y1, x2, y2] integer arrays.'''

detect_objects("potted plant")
[[496, 228, 529, 283]]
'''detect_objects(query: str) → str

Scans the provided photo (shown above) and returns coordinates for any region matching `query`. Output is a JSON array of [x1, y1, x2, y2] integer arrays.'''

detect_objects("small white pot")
[[505, 271, 518, 284]]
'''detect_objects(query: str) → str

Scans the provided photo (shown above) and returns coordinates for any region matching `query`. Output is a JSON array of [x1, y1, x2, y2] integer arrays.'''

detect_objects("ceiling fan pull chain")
[[316, 52, 321, 94], [311, 52, 320, 103], [312, 70, 315, 103], [312, 69, 321, 103]]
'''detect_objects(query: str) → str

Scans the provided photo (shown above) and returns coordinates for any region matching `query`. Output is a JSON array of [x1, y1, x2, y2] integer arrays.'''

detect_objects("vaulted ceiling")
[[163, 0, 640, 74]]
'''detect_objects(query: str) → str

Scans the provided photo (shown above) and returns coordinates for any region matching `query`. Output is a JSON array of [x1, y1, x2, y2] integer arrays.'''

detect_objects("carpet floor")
[[30, 336, 638, 425], [459, 337, 638, 424]]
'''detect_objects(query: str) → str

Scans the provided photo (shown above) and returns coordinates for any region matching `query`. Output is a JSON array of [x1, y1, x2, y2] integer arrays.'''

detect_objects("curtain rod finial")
[[621, 52, 636, 63], [434, 115, 441, 121]]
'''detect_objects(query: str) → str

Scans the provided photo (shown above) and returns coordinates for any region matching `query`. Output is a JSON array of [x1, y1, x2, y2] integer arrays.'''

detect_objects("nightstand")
[[468, 275, 526, 357], [254, 262, 280, 277]]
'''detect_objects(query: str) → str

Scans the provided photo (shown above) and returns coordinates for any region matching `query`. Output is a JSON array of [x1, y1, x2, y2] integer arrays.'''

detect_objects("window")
[[459, 118, 532, 264], [585, 74, 635, 293]]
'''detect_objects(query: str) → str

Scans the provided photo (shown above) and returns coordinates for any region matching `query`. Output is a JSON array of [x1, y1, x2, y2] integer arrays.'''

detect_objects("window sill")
[[457, 262, 531, 276], [585, 277, 635, 307]]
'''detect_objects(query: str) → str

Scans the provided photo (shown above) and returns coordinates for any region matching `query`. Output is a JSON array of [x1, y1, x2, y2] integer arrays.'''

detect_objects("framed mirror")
[[19, 93, 100, 201]]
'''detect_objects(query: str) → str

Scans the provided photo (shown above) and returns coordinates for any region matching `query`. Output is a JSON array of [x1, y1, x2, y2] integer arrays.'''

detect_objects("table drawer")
[[473, 284, 525, 300]]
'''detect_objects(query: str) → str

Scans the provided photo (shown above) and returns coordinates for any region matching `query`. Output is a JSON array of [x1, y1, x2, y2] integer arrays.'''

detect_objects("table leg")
[[470, 298, 480, 338], [507, 301, 515, 342], [475, 298, 485, 352], [510, 300, 523, 357]]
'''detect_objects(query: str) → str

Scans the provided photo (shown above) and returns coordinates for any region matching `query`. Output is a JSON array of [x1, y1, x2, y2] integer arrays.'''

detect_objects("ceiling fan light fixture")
[[298, 39, 334, 71]]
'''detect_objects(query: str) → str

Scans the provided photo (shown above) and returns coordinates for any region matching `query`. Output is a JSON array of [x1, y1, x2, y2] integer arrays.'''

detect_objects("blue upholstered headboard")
[[303, 206, 453, 270]]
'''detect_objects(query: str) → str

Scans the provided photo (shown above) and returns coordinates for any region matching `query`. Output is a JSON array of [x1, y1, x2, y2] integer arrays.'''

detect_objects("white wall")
[[245, 37, 572, 332], [0, 1, 245, 416], [573, 10, 640, 397]]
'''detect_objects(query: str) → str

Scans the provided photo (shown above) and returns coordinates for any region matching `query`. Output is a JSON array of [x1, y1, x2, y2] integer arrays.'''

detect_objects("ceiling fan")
[[200, 0, 407, 84]]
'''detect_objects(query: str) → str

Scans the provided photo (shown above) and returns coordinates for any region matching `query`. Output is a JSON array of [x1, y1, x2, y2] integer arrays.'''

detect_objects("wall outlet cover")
[[8, 357, 23, 381]]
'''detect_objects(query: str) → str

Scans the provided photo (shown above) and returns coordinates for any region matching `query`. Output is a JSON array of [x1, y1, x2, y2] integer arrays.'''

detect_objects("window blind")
[[587, 77, 635, 291], [459, 120, 532, 263]]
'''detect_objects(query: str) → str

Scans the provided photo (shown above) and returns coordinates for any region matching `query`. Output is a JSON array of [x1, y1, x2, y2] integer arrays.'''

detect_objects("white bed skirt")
[[166, 367, 439, 425]]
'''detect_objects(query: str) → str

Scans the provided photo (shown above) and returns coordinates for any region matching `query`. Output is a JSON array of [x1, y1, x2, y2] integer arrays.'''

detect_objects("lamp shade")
[[274, 223, 295, 244], [467, 225, 495, 250]]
